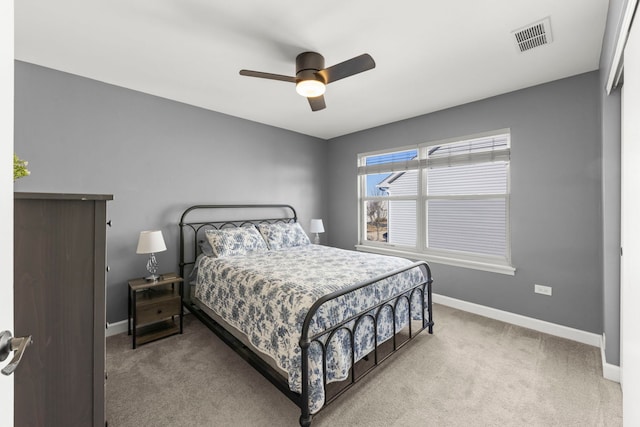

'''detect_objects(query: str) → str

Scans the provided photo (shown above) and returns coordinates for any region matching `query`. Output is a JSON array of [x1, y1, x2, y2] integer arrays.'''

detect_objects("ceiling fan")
[[239, 52, 376, 112]]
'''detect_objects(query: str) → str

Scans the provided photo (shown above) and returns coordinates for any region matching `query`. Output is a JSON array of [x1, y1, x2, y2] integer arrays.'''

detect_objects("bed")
[[179, 204, 434, 426]]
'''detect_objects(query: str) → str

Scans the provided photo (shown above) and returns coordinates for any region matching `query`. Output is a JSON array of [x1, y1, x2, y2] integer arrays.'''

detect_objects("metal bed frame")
[[179, 204, 434, 426]]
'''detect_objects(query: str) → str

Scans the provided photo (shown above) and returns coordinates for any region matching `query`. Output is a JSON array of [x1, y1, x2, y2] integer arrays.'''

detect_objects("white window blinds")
[[422, 133, 510, 168], [357, 149, 419, 175], [424, 132, 510, 259]]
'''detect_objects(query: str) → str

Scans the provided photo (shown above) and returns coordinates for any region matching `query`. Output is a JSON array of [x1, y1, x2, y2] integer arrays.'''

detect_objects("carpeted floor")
[[106, 304, 622, 426]]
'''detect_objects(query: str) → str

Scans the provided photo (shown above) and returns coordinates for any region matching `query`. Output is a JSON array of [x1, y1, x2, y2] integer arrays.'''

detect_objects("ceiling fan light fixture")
[[240, 51, 375, 111], [296, 79, 326, 97]]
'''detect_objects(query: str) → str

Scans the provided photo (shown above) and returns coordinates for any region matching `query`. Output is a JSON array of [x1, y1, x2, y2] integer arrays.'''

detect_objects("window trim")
[[356, 129, 515, 275], [355, 243, 516, 275]]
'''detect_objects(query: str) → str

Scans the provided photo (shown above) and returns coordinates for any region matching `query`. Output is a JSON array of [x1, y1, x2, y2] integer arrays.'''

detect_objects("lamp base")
[[145, 253, 160, 281], [314, 233, 320, 245]]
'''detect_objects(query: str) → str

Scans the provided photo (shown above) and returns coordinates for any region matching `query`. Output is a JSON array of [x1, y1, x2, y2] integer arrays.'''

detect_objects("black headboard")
[[178, 204, 298, 280]]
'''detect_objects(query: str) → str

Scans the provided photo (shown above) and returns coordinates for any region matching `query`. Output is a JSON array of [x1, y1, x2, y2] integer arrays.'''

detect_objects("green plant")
[[13, 153, 30, 181]]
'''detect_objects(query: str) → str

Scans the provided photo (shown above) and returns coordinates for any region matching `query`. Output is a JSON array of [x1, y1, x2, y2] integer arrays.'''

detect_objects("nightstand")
[[128, 273, 184, 349]]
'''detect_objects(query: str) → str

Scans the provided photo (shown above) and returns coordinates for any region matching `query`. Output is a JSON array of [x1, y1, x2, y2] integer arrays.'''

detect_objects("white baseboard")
[[105, 319, 128, 337], [432, 293, 601, 347], [600, 334, 622, 383]]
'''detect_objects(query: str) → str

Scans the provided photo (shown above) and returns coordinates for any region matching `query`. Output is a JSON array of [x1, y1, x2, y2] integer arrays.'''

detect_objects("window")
[[360, 148, 419, 246], [357, 130, 513, 275]]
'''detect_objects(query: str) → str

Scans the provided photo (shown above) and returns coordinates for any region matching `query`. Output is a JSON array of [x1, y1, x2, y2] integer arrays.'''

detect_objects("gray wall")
[[13, 59, 615, 347], [13, 61, 327, 323], [598, 0, 627, 366], [327, 71, 603, 333]]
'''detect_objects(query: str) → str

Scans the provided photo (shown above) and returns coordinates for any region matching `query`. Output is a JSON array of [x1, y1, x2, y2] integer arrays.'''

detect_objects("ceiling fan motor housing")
[[296, 52, 325, 83]]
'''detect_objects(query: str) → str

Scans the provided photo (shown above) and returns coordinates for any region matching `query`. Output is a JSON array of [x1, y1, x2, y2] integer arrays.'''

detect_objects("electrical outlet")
[[534, 284, 552, 296]]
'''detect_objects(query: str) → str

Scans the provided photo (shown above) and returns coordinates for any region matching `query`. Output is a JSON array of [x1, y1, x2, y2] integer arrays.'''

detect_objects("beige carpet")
[[106, 304, 622, 426]]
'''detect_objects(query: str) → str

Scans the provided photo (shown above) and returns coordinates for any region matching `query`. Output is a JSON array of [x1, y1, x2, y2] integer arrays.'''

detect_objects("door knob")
[[0, 331, 32, 376]]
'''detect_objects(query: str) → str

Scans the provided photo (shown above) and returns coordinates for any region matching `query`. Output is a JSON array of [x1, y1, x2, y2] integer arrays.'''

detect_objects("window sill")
[[354, 245, 516, 276]]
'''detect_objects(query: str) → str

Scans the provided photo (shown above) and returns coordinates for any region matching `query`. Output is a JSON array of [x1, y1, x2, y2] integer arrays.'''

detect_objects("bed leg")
[[427, 280, 434, 334], [299, 415, 312, 426]]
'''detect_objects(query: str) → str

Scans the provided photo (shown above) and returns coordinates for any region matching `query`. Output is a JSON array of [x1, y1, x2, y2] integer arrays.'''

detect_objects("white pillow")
[[257, 222, 310, 250], [205, 226, 269, 257]]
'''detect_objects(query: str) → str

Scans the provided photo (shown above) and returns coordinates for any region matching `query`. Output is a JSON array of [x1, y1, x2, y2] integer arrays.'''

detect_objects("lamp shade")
[[136, 230, 167, 254], [309, 219, 325, 234]]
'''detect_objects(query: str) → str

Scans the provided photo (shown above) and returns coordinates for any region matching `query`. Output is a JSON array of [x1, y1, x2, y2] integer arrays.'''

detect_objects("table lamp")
[[136, 230, 167, 281], [309, 219, 325, 245]]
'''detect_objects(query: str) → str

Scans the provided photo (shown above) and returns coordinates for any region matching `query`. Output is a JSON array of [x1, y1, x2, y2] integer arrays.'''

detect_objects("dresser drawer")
[[136, 295, 181, 325]]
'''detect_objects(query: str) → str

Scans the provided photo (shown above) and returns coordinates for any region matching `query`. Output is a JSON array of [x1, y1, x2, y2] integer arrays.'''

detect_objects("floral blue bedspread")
[[194, 245, 428, 413]]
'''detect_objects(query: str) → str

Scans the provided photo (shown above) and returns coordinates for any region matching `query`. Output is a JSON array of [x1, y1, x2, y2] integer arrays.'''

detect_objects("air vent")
[[512, 17, 553, 52]]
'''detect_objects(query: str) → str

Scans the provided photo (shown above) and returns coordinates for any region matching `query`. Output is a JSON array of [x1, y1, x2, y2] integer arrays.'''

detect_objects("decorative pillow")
[[198, 239, 215, 257], [204, 226, 269, 257], [257, 222, 310, 250]]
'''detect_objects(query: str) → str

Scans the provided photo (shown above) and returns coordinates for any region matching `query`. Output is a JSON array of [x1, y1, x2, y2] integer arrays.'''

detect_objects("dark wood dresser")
[[14, 192, 112, 427]]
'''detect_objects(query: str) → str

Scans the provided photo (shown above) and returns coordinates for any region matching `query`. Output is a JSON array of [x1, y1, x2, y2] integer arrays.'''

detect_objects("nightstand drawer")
[[136, 296, 180, 325]]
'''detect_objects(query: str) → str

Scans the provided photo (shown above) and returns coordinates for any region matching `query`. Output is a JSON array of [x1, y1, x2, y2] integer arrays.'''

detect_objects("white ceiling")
[[15, 0, 609, 140]]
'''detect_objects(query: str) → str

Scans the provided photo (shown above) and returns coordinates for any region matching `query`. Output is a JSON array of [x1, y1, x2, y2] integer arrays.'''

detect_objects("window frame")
[[356, 129, 515, 275]]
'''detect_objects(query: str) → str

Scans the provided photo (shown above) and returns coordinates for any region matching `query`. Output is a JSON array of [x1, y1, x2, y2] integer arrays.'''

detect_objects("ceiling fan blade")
[[320, 54, 376, 84], [239, 70, 296, 83], [308, 95, 326, 111]]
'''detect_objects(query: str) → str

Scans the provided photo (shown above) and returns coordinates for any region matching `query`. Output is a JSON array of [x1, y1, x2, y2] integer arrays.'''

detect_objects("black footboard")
[[298, 261, 433, 426]]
